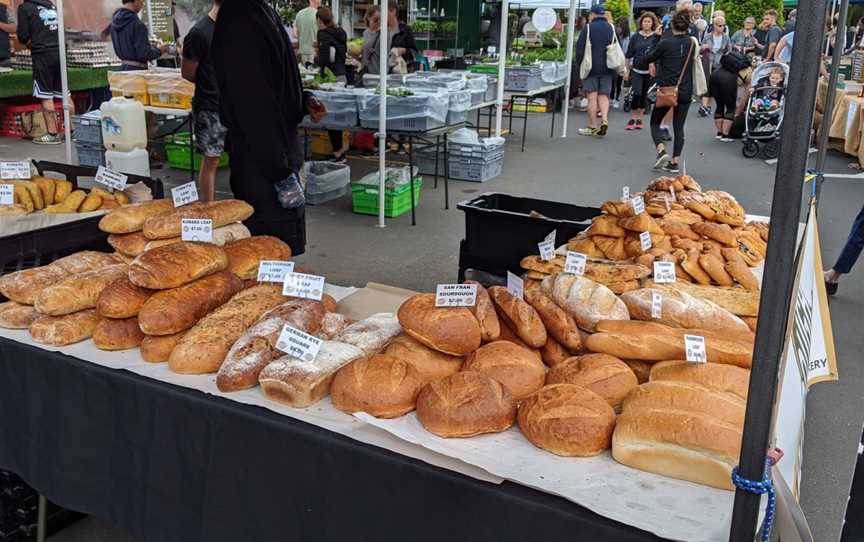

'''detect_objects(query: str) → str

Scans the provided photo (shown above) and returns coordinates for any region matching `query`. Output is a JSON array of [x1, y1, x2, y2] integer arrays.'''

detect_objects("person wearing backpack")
[[709, 51, 751, 141], [574, 4, 617, 137]]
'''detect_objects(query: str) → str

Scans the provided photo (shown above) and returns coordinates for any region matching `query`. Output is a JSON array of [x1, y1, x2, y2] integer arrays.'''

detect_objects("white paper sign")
[[180, 218, 213, 242], [621, 186, 630, 202], [435, 283, 478, 307], [282, 272, 326, 300], [531, 7, 558, 32], [653, 261, 677, 283], [664, 196, 671, 213], [0, 161, 30, 179], [95, 166, 128, 191], [564, 251, 587, 276], [848, 100, 859, 136], [651, 291, 662, 319], [257, 260, 295, 283], [538, 230, 556, 261], [670, 186, 677, 202], [639, 231, 652, 251], [506, 271, 524, 300], [275, 323, 323, 362], [684, 334, 707, 364], [631, 196, 646, 215], [0, 184, 13, 205], [171, 181, 199, 207]]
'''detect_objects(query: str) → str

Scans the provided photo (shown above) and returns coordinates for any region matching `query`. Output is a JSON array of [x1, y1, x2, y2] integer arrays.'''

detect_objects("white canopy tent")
[[57, 0, 72, 164]]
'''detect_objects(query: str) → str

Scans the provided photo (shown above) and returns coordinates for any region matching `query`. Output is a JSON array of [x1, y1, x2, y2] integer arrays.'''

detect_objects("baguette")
[[93, 317, 145, 351], [98, 199, 174, 234], [142, 199, 254, 239], [0, 301, 39, 329], [585, 331, 753, 367], [96, 277, 156, 319], [620, 288, 750, 335], [223, 235, 292, 279], [488, 286, 547, 348], [140, 332, 186, 363], [138, 271, 244, 335], [34, 264, 128, 316], [30, 309, 99, 346], [523, 289, 582, 351], [129, 242, 228, 289]]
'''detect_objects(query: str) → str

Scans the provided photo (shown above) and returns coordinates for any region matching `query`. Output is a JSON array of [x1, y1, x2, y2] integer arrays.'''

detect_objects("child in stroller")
[[749, 67, 786, 112], [742, 62, 788, 159]]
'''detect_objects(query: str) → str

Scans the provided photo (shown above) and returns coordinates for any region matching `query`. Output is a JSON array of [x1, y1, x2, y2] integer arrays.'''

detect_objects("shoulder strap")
[[675, 37, 696, 89]]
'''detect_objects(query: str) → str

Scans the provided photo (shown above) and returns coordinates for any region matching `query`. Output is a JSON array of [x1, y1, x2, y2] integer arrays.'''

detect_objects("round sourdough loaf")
[[463, 340, 546, 399], [416, 371, 516, 438], [331, 354, 426, 418], [517, 383, 616, 456], [545, 354, 638, 411], [397, 294, 481, 356], [382, 334, 463, 383]]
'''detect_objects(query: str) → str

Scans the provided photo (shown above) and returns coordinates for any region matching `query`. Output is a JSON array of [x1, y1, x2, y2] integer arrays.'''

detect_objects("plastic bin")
[[147, 74, 194, 110], [108, 71, 149, 104], [446, 110, 468, 125], [415, 147, 445, 175], [351, 177, 423, 218], [358, 90, 448, 131], [0, 102, 65, 138], [303, 161, 351, 205], [304, 129, 350, 156], [301, 90, 359, 129], [468, 64, 499, 75], [75, 142, 105, 168], [72, 111, 102, 146], [449, 139, 505, 162], [165, 132, 230, 171], [505, 66, 543, 92], [449, 156, 503, 182]]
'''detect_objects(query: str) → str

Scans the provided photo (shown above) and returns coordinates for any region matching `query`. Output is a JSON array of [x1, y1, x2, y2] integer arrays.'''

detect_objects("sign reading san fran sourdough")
[[435, 284, 477, 307]]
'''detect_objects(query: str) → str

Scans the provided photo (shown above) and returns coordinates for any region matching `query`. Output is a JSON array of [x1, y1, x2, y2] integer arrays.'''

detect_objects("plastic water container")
[[105, 148, 150, 177], [100, 97, 147, 152]]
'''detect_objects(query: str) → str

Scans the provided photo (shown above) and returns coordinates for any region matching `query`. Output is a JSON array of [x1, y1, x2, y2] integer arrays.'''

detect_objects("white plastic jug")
[[100, 97, 147, 152], [105, 148, 150, 177]]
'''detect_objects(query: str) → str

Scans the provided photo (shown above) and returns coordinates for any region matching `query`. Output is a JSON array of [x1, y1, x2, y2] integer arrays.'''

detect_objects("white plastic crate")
[[303, 161, 351, 204], [449, 156, 503, 182]]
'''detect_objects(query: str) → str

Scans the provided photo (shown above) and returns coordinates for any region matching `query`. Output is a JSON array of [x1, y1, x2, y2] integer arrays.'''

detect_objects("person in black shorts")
[[17, 0, 64, 145], [182, 0, 224, 202], [708, 63, 748, 141]]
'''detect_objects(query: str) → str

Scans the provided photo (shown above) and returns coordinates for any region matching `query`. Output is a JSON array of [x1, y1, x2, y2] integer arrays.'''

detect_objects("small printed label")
[[257, 260, 295, 283], [564, 251, 587, 276], [664, 196, 671, 213], [506, 271, 524, 300], [275, 323, 323, 362], [670, 186, 677, 202], [171, 181, 199, 207], [435, 283, 478, 307], [180, 218, 213, 242], [622, 186, 630, 202], [651, 291, 662, 319], [684, 334, 707, 364], [282, 272, 326, 300], [0, 184, 13, 205], [0, 161, 31, 179], [631, 196, 646, 215], [653, 261, 677, 283], [538, 230, 556, 261], [94, 166, 128, 191], [639, 231, 652, 252]]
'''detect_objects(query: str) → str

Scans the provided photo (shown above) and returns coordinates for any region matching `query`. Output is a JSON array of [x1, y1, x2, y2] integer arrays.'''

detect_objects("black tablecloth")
[[0, 337, 662, 542]]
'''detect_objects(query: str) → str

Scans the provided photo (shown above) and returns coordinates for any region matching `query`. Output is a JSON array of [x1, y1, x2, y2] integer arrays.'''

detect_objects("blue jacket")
[[575, 18, 614, 78], [110, 8, 160, 64]]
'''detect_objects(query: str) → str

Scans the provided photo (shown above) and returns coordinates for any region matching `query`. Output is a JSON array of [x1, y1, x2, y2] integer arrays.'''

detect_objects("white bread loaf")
[[333, 313, 401, 355], [620, 288, 750, 335], [541, 273, 629, 332]]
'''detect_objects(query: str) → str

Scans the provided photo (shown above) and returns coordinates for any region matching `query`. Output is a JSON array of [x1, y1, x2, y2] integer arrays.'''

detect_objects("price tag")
[[538, 230, 556, 262], [275, 323, 323, 362], [180, 218, 213, 242], [670, 186, 677, 202], [631, 196, 646, 215], [0, 161, 30, 179], [564, 251, 587, 276], [506, 271, 524, 300], [639, 231, 652, 252], [171, 181, 199, 207], [621, 186, 630, 202], [282, 272, 326, 300], [435, 283, 478, 307], [94, 166, 128, 191], [257, 260, 295, 283], [664, 196, 671, 213], [651, 291, 662, 319], [682, 160, 687, 177], [684, 334, 707, 364], [0, 184, 13, 205], [653, 261, 677, 283]]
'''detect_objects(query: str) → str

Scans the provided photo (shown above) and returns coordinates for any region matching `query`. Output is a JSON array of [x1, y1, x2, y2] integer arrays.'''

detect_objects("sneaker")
[[625, 119, 636, 131], [826, 279, 839, 296], [578, 127, 599, 137], [662, 161, 681, 174], [578, 98, 588, 109], [635, 119, 643, 130], [597, 121, 608, 137], [660, 127, 672, 141], [719, 137, 733, 143], [715, 131, 724, 140], [653, 150, 670, 170], [329, 154, 347, 164], [33, 133, 62, 145]]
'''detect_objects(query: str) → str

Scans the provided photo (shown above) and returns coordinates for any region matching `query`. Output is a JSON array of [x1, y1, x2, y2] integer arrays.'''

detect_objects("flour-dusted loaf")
[[397, 294, 481, 356], [649, 360, 750, 400], [487, 286, 547, 348], [464, 280, 501, 342], [35, 264, 128, 316], [319, 312, 352, 340], [0, 251, 121, 305], [382, 334, 462, 383], [258, 340, 366, 408], [142, 223, 252, 252], [168, 284, 287, 374], [0, 301, 39, 329], [98, 199, 175, 234], [93, 317, 146, 351], [334, 313, 402, 355], [129, 242, 228, 289], [223, 235, 292, 279], [142, 199, 254, 239], [137, 271, 243, 335], [96, 277, 156, 319], [30, 309, 99, 346], [541, 273, 629, 332], [523, 289, 582, 351], [331, 354, 426, 418], [641, 279, 760, 317], [108, 231, 150, 256], [140, 332, 186, 363], [463, 340, 546, 400], [620, 288, 750, 335], [545, 354, 638, 411], [416, 371, 517, 438]]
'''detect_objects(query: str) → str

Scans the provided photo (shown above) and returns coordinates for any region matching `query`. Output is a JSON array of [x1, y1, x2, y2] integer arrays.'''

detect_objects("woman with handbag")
[[645, 9, 706, 173]]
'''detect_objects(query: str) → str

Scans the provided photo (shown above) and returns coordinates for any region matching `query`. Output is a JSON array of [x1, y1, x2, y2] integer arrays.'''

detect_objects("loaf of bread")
[[416, 371, 517, 438], [742, 316, 758, 332], [0, 251, 121, 305], [108, 231, 149, 257], [96, 277, 155, 319], [586, 214, 627, 237], [223, 235, 293, 280], [496, 319, 542, 359], [142, 199, 254, 239], [142, 223, 252, 252], [331, 354, 426, 418], [620, 288, 750, 335], [593, 235, 628, 260], [624, 359, 652, 383], [594, 319, 754, 345], [487, 286, 547, 348], [585, 330, 753, 367], [649, 360, 750, 400], [138, 271, 243, 336], [168, 285, 287, 374], [584, 262, 652, 284], [724, 259, 760, 291], [382, 334, 462, 383], [397, 294, 481, 356], [332, 312, 401, 356], [30, 309, 99, 346], [540, 335, 571, 368], [640, 279, 760, 317], [692, 222, 737, 247], [93, 317, 145, 351], [140, 332, 186, 363], [463, 340, 546, 399], [35, 264, 128, 316], [518, 384, 616, 456], [98, 199, 174, 234], [660, 220, 700, 241], [619, 213, 664, 235], [622, 380, 746, 427], [698, 253, 734, 286], [258, 340, 365, 407], [523, 289, 582, 351], [541, 273, 629, 332], [545, 354, 638, 411], [464, 281, 500, 342], [129, 242, 228, 290], [0, 301, 39, 329], [567, 237, 606, 258]]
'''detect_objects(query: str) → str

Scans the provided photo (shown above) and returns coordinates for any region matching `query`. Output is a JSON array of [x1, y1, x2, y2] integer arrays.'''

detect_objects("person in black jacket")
[[212, 0, 326, 255], [110, 0, 170, 71], [0, 4, 15, 68], [386, 1, 418, 72], [624, 12, 660, 131], [17, 0, 63, 144], [315, 6, 348, 163]]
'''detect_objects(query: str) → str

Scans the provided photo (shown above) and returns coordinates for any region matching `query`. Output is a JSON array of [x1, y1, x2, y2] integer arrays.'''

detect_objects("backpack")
[[721, 50, 750, 72]]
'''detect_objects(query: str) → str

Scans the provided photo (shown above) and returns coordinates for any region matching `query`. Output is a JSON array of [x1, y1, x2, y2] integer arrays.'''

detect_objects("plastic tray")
[[448, 156, 503, 182], [165, 132, 229, 171], [351, 177, 423, 218], [360, 115, 445, 132], [75, 142, 105, 168], [302, 91, 359, 129], [449, 140, 505, 162], [72, 111, 102, 146]]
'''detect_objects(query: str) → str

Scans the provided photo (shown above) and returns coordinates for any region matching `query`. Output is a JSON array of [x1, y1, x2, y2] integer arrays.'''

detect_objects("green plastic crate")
[[469, 64, 500, 75], [165, 132, 229, 171], [351, 177, 422, 218]]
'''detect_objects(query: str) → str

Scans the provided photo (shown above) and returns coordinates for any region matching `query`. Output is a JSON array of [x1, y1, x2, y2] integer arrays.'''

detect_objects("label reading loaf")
[[257, 260, 295, 283], [435, 283, 478, 307], [0, 161, 31, 180], [94, 166, 128, 191], [622, 186, 630, 202], [564, 251, 587, 276], [506, 271, 524, 300], [631, 196, 646, 215], [653, 261, 676, 283], [282, 272, 325, 300], [275, 323, 323, 362], [0, 184, 13, 205], [639, 231, 652, 252], [684, 334, 707, 364], [171, 181, 199, 207], [538, 230, 556, 262], [651, 291, 662, 319], [180, 218, 213, 242]]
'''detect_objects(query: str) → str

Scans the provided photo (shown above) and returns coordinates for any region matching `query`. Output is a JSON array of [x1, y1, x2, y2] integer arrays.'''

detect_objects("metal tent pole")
[[728, 0, 827, 538], [495, 0, 509, 137], [377, 2, 389, 228], [57, 0, 72, 163], [560, 0, 577, 137]]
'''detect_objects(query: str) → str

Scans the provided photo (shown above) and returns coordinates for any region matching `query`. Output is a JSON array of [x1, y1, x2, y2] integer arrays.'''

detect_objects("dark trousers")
[[612, 75, 623, 101], [835, 203, 864, 274], [630, 71, 652, 110], [328, 130, 344, 154], [651, 103, 690, 158]]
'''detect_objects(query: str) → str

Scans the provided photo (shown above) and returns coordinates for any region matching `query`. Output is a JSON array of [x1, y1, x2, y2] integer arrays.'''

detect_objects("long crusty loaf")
[[223, 235, 293, 280], [649, 360, 750, 400], [524, 289, 582, 351], [98, 199, 175, 234], [0, 251, 121, 305], [35, 264, 128, 316], [93, 316, 145, 351], [30, 309, 99, 346], [640, 279, 759, 317], [541, 273, 629, 332], [142, 223, 252, 252], [142, 199, 254, 240], [96, 277, 155, 319], [108, 231, 150, 257], [138, 271, 243, 335], [129, 242, 228, 290], [488, 286, 547, 348], [0, 301, 39, 329], [585, 331, 753, 367], [620, 288, 750, 335]]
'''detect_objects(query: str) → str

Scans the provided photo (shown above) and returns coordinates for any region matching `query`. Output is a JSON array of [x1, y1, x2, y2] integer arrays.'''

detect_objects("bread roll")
[[224, 235, 293, 279], [96, 277, 155, 319], [546, 354, 638, 411], [138, 271, 244, 335], [649, 360, 750, 400], [98, 199, 175, 234], [724, 259, 760, 291], [462, 341, 546, 400], [129, 242, 228, 289], [416, 371, 517, 438], [397, 294, 481, 356], [600, 200, 636, 217], [140, 332, 186, 363], [142, 199, 254, 239], [566, 237, 605, 258], [691, 222, 737, 247], [30, 309, 99, 346], [698, 254, 734, 287], [35, 264, 128, 316], [334, 313, 401, 356], [518, 384, 616, 456], [584, 262, 652, 284], [320, 312, 352, 339], [331, 354, 426, 418], [108, 231, 149, 257], [540, 335, 571, 368], [0, 251, 120, 305], [660, 221, 700, 241], [93, 317, 145, 351], [620, 288, 750, 335], [0, 301, 39, 329], [523, 289, 582, 351], [465, 281, 500, 342], [585, 331, 753, 367], [382, 334, 462, 383], [586, 215, 627, 237], [541, 273, 629, 332], [619, 213, 663, 235], [593, 235, 628, 260]]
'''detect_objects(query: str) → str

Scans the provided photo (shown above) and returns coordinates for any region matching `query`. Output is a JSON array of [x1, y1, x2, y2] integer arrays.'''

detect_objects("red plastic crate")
[[0, 101, 65, 138]]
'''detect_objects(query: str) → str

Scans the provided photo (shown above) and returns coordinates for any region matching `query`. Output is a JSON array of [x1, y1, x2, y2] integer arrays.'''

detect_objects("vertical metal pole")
[[728, 0, 827, 539], [377, 4, 389, 228], [56, 0, 72, 163], [36, 495, 47, 542], [495, 0, 509, 136], [561, 0, 577, 137]]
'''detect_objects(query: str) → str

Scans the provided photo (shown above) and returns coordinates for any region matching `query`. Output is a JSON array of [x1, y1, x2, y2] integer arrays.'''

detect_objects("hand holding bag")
[[656, 38, 695, 108]]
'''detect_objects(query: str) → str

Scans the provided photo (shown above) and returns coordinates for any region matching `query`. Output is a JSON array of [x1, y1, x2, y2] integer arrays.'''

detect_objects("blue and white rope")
[[731, 458, 776, 542]]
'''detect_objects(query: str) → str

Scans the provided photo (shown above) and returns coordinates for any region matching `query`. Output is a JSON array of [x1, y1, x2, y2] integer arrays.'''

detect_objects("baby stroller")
[[742, 61, 789, 160]]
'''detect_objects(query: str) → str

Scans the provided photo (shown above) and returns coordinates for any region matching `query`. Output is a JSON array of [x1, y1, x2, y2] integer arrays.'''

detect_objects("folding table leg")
[[433, 135, 440, 189], [303, 128, 309, 162], [443, 133, 450, 210], [521, 98, 528, 152], [36, 495, 46, 542], [408, 135, 416, 226], [550, 90, 557, 138], [508, 97, 515, 134]]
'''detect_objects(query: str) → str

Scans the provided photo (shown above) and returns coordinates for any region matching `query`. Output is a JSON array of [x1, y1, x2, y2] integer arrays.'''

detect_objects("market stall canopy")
[[509, 0, 588, 9], [632, 0, 714, 7]]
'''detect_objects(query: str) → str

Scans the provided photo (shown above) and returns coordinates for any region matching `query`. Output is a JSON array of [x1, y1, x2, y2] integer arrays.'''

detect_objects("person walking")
[[698, 14, 730, 117], [731, 17, 760, 57], [708, 52, 750, 141], [294, 0, 321, 65], [574, 4, 617, 137], [646, 9, 705, 173], [611, 16, 631, 110], [314, 6, 349, 163], [825, 204, 864, 296], [625, 12, 660, 131], [109, 0, 170, 71]]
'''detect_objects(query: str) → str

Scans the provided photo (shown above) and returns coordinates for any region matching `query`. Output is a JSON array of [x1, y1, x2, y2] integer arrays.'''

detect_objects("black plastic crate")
[[456, 193, 601, 279]]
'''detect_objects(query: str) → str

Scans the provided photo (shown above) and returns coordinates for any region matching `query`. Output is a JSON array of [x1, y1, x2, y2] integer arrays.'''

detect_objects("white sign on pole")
[[531, 7, 558, 32], [631, 196, 646, 215], [171, 181, 199, 207], [847, 100, 859, 137], [538, 230, 557, 261], [282, 272, 326, 300], [564, 251, 587, 275], [257, 260, 295, 283], [684, 335, 707, 363], [653, 261, 677, 283], [435, 284, 478, 307], [275, 323, 323, 362]]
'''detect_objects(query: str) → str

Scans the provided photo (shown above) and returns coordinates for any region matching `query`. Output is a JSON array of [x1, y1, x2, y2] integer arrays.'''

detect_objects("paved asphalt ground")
[[3, 104, 864, 542]]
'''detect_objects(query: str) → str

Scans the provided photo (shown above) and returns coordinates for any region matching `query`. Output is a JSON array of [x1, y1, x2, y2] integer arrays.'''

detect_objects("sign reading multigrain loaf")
[[282, 272, 325, 300], [276, 323, 322, 362], [435, 284, 477, 307], [257, 261, 295, 283]]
